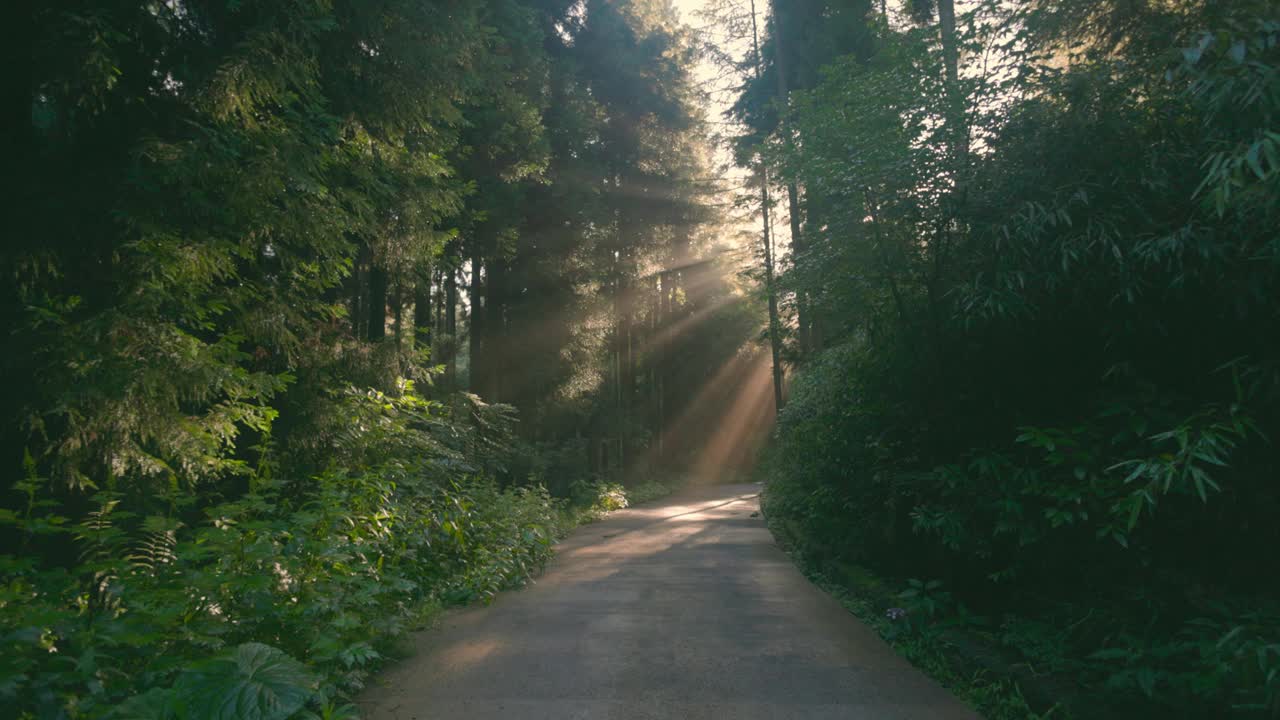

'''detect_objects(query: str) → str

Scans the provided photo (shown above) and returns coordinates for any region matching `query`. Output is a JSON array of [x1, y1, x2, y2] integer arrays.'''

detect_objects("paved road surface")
[[358, 483, 979, 719]]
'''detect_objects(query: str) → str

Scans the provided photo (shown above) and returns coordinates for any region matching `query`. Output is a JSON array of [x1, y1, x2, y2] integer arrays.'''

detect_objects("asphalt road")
[[358, 482, 979, 719]]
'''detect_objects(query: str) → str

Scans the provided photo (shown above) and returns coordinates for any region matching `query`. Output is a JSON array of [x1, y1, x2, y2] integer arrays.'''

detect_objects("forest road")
[[358, 482, 979, 719]]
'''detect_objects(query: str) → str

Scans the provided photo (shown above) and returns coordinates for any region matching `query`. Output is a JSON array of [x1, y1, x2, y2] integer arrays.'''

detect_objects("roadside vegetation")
[[5, 376, 680, 719], [4, 1, 719, 718], [744, 1, 1280, 717], [8, 0, 1278, 717]]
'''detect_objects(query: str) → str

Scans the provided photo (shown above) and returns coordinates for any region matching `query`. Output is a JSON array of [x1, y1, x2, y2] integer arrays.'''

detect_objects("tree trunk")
[[760, 170, 786, 415], [936, 0, 969, 164], [613, 273, 625, 470], [367, 253, 386, 342], [484, 256, 507, 401], [414, 266, 432, 352], [933, 0, 964, 439], [787, 183, 809, 353], [445, 260, 458, 386], [770, 0, 810, 355], [652, 273, 663, 464], [351, 242, 371, 339], [621, 280, 635, 413], [937, 0, 959, 87], [469, 252, 484, 395], [752, 0, 786, 415], [434, 266, 444, 337], [391, 279, 403, 350]]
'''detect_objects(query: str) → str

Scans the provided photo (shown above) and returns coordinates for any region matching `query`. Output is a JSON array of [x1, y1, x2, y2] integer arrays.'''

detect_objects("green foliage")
[[622, 479, 674, 507], [761, 0, 1280, 716], [0, 381, 565, 719], [1087, 609, 1280, 716], [557, 476, 678, 530], [4, 0, 718, 716], [120, 642, 317, 720], [765, 506, 1053, 720]]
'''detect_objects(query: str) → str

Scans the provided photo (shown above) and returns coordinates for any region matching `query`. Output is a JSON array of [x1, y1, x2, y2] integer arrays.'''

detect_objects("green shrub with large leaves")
[[764, 0, 1280, 715], [117, 643, 319, 720], [1, 383, 564, 719]]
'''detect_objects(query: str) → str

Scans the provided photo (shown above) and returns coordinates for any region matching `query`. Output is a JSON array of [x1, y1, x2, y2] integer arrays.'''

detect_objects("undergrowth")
[[2, 379, 677, 720], [556, 477, 678, 530], [762, 493, 1056, 720]]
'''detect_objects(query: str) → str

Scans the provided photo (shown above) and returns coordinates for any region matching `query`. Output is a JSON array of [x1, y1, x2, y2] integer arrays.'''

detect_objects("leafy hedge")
[[764, 340, 1280, 718], [2, 385, 566, 720], [761, 3, 1280, 717]]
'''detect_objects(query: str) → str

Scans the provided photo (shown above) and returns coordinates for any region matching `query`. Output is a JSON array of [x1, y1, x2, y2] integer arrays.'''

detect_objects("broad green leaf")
[[174, 643, 316, 720]]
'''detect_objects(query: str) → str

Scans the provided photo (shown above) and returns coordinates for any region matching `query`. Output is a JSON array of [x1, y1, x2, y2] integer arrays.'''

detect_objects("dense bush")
[[759, 0, 1280, 716], [2, 383, 567, 719], [3, 1, 711, 717]]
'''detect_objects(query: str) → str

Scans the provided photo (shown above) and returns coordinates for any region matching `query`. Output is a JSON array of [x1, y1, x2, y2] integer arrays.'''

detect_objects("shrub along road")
[[359, 483, 976, 719]]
